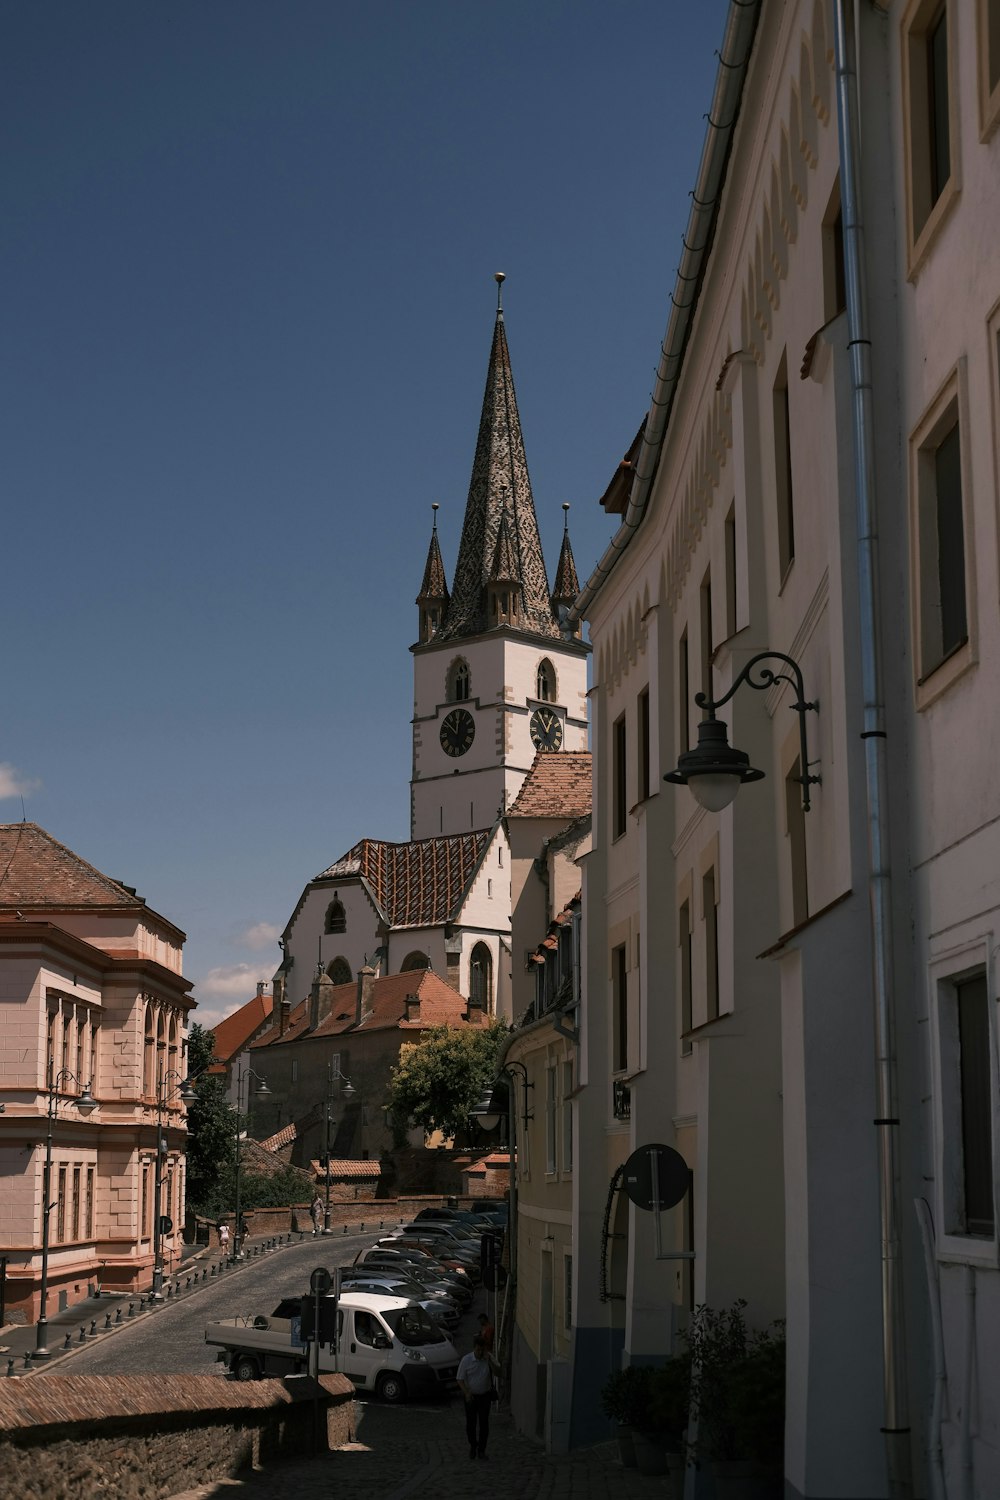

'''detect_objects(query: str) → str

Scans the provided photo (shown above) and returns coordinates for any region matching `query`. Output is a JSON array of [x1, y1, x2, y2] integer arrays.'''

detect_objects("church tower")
[[410, 277, 590, 840]]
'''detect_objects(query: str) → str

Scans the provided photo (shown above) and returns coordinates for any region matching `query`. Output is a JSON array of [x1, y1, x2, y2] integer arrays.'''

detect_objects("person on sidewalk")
[[310, 1196, 324, 1235], [218, 1222, 230, 1257], [457, 1338, 499, 1460]]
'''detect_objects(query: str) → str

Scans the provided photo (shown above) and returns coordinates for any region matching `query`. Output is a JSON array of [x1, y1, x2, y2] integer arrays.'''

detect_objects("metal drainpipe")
[[832, 3, 911, 1494]]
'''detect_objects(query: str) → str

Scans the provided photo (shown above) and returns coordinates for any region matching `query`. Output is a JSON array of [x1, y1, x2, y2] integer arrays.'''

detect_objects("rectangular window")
[[904, 0, 958, 263], [679, 900, 693, 1056], [612, 944, 629, 1072], [56, 1166, 67, 1243], [90, 1022, 99, 1091], [613, 714, 627, 838], [773, 351, 795, 579], [564, 1254, 573, 1331], [71, 1165, 81, 1241], [785, 759, 809, 927], [823, 184, 847, 322], [699, 570, 713, 705], [546, 1065, 557, 1173], [47, 1006, 57, 1069], [979, 0, 1000, 134], [638, 687, 650, 802], [703, 869, 719, 1022], [679, 631, 690, 754], [940, 969, 995, 1238], [142, 1164, 150, 1238], [561, 1059, 573, 1170], [913, 384, 969, 686], [724, 506, 738, 639], [86, 1166, 95, 1239]]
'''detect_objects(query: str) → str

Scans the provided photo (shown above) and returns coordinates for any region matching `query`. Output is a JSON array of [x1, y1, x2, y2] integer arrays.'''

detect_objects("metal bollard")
[[210, 1264, 216, 1276], [23, 1351, 32, 1368], [186, 1275, 192, 1289], [63, 1333, 73, 1350], [127, 1302, 135, 1318], [78, 1326, 87, 1343], [342, 1223, 347, 1233], [89, 1320, 98, 1337], [115, 1307, 123, 1324], [360, 1222, 365, 1232], [105, 1313, 113, 1329], [165, 1284, 172, 1299], [6, 1358, 15, 1376]]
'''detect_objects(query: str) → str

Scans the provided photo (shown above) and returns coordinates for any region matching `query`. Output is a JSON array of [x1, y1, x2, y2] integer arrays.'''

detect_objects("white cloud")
[[195, 962, 273, 1003], [0, 763, 41, 800], [236, 921, 282, 952]]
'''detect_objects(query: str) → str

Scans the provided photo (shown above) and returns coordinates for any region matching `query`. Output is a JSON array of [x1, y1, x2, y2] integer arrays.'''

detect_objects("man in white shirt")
[[456, 1338, 499, 1459]]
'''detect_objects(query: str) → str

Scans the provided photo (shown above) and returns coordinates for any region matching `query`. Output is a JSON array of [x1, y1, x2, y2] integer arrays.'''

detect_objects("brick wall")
[[0, 1373, 354, 1500]]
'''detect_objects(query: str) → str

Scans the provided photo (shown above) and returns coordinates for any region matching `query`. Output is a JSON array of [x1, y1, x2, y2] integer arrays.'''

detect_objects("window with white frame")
[[545, 1064, 557, 1173], [903, 0, 959, 268], [910, 367, 973, 696], [561, 1059, 573, 1171], [937, 965, 995, 1239]]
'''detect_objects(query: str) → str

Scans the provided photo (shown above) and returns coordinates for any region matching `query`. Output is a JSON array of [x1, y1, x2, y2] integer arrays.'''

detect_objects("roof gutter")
[[566, 0, 761, 630]]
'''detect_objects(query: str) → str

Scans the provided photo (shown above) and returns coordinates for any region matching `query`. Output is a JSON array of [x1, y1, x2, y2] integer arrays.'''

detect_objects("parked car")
[[336, 1275, 459, 1331], [359, 1246, 473, 1300]]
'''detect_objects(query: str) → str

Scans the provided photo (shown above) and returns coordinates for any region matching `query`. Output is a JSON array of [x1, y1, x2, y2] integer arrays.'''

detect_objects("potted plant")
[[599, 1363, 653, 1467], [682, 1301, 785, 1499]]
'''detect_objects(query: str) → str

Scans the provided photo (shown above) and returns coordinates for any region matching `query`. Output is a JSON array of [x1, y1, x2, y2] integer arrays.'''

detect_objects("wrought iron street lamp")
[[323, 1062, 355, 1233], [33, 1061, 98, 1358], [232, 1064, 271, 1260], [150, 1070, 198, 1298], [664, 650, 820, 812]]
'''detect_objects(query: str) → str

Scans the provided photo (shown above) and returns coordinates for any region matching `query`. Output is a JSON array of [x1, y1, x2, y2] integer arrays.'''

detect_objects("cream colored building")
[[0, 824, 193, 1323], [566, 1, 1000, 1497]]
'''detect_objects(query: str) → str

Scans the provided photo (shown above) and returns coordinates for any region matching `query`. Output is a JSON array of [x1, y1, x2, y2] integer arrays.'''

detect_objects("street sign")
[[623, 1143, 690, 1212], [310, 1265, 332, 1295], [158, 1215, 173, 1234]]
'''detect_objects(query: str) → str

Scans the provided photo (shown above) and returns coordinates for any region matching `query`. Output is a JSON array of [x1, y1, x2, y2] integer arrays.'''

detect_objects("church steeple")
[[436, 275, 561, 642], [551, 503, 582, 638], [416, 503, 449, 643]]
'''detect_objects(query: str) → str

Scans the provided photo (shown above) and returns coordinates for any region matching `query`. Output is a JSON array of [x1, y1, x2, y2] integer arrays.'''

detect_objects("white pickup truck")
[[205, 1289, 459, 1403]]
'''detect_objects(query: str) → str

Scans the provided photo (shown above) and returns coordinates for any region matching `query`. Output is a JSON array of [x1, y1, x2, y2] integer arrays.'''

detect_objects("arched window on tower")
[[400, 951, 430, 973], [536, 659, 556, 702], [448, 659, 471, 702], [469, 943, 493, 1012], [327, 956, 352, 985], [325, 899, 346, 935]]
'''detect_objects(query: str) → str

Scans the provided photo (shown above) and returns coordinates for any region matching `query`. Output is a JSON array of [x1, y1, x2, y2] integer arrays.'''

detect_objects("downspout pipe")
[[833, 3, 911, 1494], [566, 0, 761, 632]]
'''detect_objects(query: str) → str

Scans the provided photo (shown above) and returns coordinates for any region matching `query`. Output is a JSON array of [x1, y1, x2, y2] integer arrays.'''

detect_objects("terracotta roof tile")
[[253, 968, 478, 1047], [507, 752, 592, 819], [316, 830, 491, 928], [309, 1158, 381, 1178], [207, 992, 274, 1065], [0, 823, 148, 910]]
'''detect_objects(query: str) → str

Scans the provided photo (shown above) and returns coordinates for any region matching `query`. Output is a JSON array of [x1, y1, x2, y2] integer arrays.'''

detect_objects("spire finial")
[[494, 271, 505, 313], [562, 502, 570, 533], [432, 501, 439, 533]]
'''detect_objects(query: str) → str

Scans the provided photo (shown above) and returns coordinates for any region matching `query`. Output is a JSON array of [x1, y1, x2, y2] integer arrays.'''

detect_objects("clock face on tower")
[[529, 707, 563, 753], [440, 707, 476, 757]]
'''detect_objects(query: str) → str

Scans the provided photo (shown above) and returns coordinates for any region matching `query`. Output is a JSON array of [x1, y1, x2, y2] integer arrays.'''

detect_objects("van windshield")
[[382, 1305, 441, 1345]]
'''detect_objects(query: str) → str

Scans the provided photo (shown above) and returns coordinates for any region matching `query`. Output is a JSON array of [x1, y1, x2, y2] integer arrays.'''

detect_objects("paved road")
[[29, 1232, 393, 1377]]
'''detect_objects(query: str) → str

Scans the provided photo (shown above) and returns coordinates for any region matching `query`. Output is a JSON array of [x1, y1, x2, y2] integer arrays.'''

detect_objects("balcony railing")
[[612, 1078, 631, 1121]]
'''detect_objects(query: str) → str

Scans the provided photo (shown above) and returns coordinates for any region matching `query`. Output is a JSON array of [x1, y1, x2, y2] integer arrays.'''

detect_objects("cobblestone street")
[[165, 1402, 671, 1500]]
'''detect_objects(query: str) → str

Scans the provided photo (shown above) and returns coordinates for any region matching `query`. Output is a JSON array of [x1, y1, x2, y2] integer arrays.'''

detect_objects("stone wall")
[[0, 1372, 355, 1500]]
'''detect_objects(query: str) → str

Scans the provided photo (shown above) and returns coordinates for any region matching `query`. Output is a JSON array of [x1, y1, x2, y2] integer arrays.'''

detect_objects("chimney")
[[279, 998, 290, 1037], [310, 970, 335, 1031], [256, 981, 266, 998], [356, 965, 376, 1025], [404, 993, 421, 1023]]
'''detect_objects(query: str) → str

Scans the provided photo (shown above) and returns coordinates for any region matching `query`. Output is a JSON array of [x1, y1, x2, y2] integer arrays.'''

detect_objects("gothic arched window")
[[470, 943, 493, 1011], [326, 956, 352, 985], [400, 951, 430, 973], [325, 899, 346, 935], [448, 659, 471, 702], [536, 659, 556, 702]]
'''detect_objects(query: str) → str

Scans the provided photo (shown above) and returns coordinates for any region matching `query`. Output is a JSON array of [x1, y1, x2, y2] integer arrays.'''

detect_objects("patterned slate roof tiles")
[[315, 829, 491, 928], [416, 524, 449, 605]]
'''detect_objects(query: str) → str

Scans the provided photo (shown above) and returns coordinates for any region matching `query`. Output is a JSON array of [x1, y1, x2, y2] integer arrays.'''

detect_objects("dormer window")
[[536, 659, 556, 702], [448, 659, 471, 702], [325, 899, 346, 935]]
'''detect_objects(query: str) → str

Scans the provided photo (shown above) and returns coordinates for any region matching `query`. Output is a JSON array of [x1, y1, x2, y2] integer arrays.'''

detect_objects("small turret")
[[416, 503, 449, 643], [551, 504, 582, 637], [487, 509, 521, 627]]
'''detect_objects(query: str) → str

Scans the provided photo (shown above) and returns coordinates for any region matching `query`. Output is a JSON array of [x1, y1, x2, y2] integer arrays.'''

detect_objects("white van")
[[205, 1289, 459, 1403]]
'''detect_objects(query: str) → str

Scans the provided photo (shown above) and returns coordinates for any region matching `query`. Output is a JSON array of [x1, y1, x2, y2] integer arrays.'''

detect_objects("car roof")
[[337, 1290, 415, 1312]]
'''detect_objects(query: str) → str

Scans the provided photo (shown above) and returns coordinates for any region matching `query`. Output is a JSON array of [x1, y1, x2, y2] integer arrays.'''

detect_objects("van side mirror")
[[374, 1333, 392, 1350]]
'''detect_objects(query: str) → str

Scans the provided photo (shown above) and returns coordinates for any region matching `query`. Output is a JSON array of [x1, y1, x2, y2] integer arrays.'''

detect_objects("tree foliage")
[[387, 1019, 509, 1144], [184, 1022, 236, 1215]]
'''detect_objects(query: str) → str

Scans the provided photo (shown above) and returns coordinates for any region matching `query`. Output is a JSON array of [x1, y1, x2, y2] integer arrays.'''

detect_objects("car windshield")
[[382, 1304, 440, 1345]]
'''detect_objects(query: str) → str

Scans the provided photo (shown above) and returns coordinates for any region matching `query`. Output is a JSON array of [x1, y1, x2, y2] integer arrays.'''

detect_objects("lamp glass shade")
[[75, 1087, 98, 1115], [340, 1079, 356, 1097], [689, 773, 742, 813], [253, 1080, 272, 1099]]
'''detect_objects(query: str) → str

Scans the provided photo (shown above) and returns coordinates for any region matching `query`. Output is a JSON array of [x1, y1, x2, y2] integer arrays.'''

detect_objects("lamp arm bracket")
[[695, 651, 817, 719]]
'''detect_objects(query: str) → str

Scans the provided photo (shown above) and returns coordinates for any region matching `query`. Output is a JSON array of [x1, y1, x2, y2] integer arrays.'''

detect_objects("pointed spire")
[[552, 503, 581, 637], [436, 279, 561, 642], [489, 509, 519, 584], [416, 503, 449, 642]]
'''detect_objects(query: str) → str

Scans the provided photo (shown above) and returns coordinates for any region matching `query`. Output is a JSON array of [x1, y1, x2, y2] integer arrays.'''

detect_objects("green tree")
[[388, 1019, 508, 1144], [183, 1023, 236, 1216]]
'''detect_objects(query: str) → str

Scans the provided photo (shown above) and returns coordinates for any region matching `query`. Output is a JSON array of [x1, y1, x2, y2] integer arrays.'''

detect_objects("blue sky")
[[3, 1, 728, 1027]]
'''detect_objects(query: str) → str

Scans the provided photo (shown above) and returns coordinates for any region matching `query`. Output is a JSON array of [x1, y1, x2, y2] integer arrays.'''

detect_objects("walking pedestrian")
[[218, 1222, 230, 1256], [310, 1195, 324, 1235], [457, 1338, 499, 1460]]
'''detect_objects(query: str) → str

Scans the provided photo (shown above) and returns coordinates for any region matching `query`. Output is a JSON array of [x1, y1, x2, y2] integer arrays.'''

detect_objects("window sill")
[[936, 1231, 999, 1269], [907, 174, 961, 281], [915, 637, 975, 711]]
